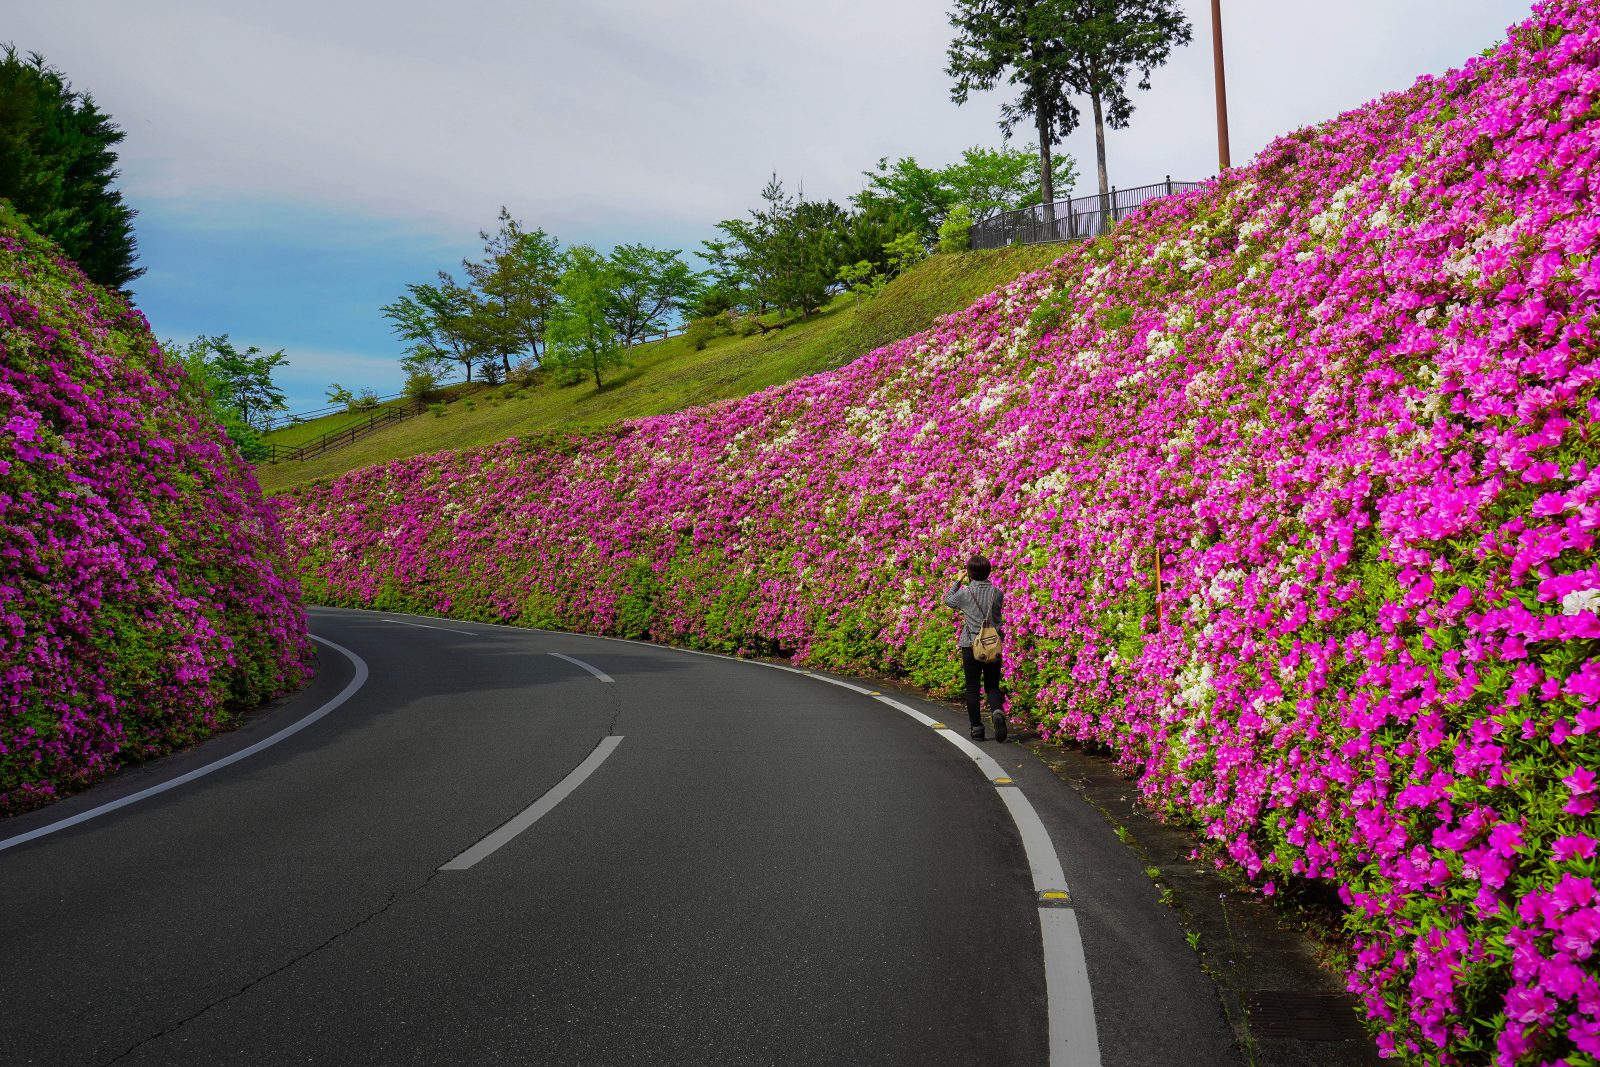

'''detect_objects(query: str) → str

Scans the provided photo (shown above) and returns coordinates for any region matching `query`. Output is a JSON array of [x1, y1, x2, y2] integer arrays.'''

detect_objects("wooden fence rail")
[[260, 399, 428, 463]]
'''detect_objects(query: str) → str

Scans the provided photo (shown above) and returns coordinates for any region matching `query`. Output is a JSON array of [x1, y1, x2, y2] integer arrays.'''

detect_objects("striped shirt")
[[943, 578, 1003, 648]]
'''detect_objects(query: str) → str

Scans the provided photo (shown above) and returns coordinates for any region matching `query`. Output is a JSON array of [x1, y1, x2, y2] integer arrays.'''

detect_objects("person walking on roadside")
[[943, 553, 1006, 743]]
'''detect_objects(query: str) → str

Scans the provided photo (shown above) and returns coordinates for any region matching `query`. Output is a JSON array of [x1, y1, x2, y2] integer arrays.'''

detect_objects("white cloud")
[[15, 1, 1533, 240], [12, 1, 1535, 413]]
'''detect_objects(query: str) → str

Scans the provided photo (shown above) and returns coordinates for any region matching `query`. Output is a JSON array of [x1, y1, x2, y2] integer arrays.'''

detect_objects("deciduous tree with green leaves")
[[859, 142, 1077, 242], [167, 335, 289, 457], [945, 0, 1191, 203], [603, 243, 703, 349], [200, 334, 290, 430], [858, 156, 955, 246], [944, 142, 1078, 223], [547, 246, 623, 389], [381, 275, 483, 383]]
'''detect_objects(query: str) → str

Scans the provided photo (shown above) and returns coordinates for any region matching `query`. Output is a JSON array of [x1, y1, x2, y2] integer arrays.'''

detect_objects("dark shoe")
[[970, 726, 986, 741], [992, 711, 1007, 743]]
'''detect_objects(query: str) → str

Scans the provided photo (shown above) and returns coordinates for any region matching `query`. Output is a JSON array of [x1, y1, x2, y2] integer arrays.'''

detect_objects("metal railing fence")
[[969, 177, 1203, 250]]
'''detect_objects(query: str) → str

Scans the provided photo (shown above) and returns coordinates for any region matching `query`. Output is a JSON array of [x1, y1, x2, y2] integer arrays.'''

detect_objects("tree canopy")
[[0, 45, 141, 289], [546, 245, 623, 389], [604, 243, 704, 349], [168, 335, 290, 458], [462, 207, 562, 373], [946, 0, 1191, 200], [381, 276, 484, 383], [860, 142, 1078, 241], [706, 174, 916, 324]]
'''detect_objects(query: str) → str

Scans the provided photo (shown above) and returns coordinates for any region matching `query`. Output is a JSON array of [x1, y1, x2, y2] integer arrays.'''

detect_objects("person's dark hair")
[[966, 554, 991, 582]]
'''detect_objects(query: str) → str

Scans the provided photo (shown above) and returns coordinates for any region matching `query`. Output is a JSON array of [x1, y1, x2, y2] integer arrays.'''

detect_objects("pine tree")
[[0, 46, 142, 289], [946, 0, 1192, 206]]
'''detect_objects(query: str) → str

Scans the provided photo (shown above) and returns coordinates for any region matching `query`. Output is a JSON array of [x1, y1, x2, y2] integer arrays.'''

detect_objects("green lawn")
[[255, 243, 1068, 493]]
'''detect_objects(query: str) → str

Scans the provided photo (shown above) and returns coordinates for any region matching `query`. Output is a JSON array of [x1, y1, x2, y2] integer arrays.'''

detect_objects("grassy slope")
[[255, 243, 1064, 493]]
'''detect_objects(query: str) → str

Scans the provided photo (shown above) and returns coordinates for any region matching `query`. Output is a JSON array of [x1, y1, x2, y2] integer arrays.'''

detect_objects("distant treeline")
[[386, 143, 1079, 393]]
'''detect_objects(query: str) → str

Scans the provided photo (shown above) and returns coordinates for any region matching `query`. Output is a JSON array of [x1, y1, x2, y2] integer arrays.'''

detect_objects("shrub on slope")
[[0, 205, 313, 812], [280, 3, 1600, 1062]]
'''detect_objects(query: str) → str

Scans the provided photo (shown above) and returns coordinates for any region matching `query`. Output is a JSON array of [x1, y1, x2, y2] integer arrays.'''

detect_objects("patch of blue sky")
[[129, 197, 471, 413], [128, 195, 704, 415]]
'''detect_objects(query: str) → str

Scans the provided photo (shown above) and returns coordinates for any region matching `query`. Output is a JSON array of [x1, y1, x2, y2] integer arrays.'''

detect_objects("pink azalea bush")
[[0, 210, 313, 813], [279, 4, 1599, 1061]]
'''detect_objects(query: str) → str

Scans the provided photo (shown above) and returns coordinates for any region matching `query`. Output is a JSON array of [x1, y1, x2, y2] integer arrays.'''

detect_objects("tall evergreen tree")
[[772, 198, 850, 320], [0, 45, 141, 289], [946, 0, 1191, 204], [711, 173, 790, 317]]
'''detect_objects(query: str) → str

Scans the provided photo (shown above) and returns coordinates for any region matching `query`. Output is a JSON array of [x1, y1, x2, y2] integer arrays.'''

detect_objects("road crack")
[[100, 869, 443, 1066]]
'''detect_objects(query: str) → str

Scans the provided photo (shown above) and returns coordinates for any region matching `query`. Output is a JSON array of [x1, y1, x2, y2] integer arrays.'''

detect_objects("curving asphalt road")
[[0, 606, 1239, 1066]]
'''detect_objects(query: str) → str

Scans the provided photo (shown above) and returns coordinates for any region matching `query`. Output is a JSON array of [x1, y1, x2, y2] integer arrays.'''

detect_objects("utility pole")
[[1211, 0, 1232, 172]]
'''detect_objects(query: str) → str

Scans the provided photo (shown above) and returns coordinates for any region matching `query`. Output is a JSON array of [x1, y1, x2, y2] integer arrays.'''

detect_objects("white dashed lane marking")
[[322, 609, 1102, 1066], [440, 736, 625, 871], [383, 618, 474, 635], [548, 652, 614, 683]]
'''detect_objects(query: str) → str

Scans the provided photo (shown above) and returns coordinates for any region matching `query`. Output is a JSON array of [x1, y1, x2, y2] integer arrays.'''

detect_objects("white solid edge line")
[[813, 675, 875, 695], [872, 695, 941, 727], [1041, 909, 1103, 1067], [936, 729, 1011, 782], [997, 784, 1070, 894], [0, 634, 370, 854], [440, 736, 624, 870], [383, 617, 474, 636], [548, 652, 614, 683], [998, 787, 1097, 1067]]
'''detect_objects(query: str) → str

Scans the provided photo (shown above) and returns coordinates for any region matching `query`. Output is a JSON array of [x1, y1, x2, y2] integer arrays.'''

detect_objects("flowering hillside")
[[280, 3, 1599, 1062], [0, 208, 313, 813]]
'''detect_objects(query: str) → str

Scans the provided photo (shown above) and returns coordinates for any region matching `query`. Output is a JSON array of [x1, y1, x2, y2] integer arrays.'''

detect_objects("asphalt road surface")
[[0, 606, 1239, 1066]]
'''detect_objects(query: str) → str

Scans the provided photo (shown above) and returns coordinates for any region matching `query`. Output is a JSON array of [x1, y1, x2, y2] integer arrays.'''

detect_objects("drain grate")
[[1243, 990, 1369, 1042]]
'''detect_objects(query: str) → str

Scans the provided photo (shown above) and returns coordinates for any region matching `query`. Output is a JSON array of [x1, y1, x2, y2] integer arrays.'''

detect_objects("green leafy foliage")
[[461, 207, 562, 373], [862, 143, 1079, 242], [0, 46, 141, 288], [166, 335, 290, 460], [946, 0, 1192, 197], [604, 242, 704, 348], [547, 245, 624, 388], [938, 204, 975, 254]]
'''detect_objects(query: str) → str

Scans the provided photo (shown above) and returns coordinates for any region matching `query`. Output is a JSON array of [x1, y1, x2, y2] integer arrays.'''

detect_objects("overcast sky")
[[13, 0, 1534, 413]]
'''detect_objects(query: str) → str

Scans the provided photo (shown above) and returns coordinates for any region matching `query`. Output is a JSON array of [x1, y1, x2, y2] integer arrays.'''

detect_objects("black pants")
[[961, 647, 1003, 728]]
